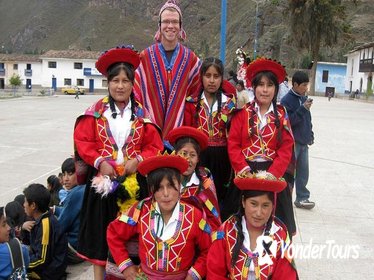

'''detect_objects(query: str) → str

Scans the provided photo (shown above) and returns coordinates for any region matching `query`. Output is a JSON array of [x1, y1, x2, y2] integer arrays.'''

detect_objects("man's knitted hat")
[[154, 0, 187, 42]]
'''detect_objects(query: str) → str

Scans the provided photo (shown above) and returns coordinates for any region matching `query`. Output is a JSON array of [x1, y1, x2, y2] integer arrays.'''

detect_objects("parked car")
[[61, 86, 85, 95]]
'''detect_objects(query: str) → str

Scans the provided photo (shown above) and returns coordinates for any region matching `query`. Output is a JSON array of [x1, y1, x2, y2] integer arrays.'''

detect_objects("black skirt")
[[200, 146, 233, 208], [77, 166, 118, 264], [77, 167, 148, 263]]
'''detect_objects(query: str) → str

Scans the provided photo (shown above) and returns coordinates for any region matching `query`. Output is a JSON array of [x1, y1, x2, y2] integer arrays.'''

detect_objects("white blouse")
[[103, 100, 133, 165]]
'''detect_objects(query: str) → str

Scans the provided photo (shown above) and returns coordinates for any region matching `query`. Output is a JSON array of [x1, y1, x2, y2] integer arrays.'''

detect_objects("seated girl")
[[166, 126, 221, 230], [207, 177, 298, 279], [107, 153, 212, 280]]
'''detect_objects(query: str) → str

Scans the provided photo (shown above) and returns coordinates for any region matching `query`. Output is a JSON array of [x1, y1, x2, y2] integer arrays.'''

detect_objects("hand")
[[99, 161, 116, 179], [124, 158, 139, 175], [22, 221, 36, 232], [122, 265, 138, 280], [238, 170, 253, 178], [303, 98, 313, 110], [185, 274, 194, 280], [265, 172, 277, 180]]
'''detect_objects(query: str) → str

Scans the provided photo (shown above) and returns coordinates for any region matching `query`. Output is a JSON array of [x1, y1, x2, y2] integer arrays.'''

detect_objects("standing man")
[[281, 71, 315, 210], [133, 0, 201, 139]]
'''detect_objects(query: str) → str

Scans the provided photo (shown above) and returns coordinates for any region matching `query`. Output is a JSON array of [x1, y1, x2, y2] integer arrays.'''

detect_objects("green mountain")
[[0, 0, 372, 70]]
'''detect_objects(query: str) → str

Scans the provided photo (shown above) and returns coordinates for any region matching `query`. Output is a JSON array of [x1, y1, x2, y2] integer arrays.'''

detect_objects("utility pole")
[[220, 0, 227, 65], [253, 0, 266, 60]]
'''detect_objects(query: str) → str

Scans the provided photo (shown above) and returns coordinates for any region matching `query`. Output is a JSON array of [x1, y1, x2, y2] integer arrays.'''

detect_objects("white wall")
[[345, 46, 374, 93], [41, 58, 106, 91]]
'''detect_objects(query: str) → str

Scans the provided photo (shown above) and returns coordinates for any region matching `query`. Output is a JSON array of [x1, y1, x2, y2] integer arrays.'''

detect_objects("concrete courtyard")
[[0, 94, 373, 279]]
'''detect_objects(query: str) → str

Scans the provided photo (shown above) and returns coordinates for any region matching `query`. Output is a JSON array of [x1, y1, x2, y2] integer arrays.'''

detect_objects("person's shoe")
[[294, 199, 315, 210]]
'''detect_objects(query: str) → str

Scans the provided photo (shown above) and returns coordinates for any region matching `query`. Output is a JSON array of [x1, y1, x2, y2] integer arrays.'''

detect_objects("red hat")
[[246, 57, 286, 84], [234, 177, 287, 193], [96, 45, 140, 77], [166, 126, 208, 151], [137, 154, 188, 176], [222, 80, 237, 97]]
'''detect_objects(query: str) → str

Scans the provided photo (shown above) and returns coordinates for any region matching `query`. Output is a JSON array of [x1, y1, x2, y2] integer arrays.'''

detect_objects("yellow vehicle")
[[61, 86, 85, 95]]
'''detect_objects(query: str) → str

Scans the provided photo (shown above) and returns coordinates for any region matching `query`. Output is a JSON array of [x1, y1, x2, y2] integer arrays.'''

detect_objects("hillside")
[[0, 0, 372, 71]]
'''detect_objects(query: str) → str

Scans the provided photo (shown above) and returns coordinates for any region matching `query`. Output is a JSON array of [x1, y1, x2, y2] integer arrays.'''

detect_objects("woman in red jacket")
[[184, 57, 236, 219], [107, 154, 211, 280], [228, 58, 296, 236], [207, 177, 298, 280], [166, 126, 221, 231], [74, 46, 163, 279]]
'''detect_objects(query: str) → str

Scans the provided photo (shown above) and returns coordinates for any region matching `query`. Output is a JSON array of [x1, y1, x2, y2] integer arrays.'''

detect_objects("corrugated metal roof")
[[0, 54, 41, 62], [40, 50, 101, 60]]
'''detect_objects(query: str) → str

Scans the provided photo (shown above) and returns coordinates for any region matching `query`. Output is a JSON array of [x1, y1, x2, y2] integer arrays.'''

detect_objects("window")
[[74, 62, 83, 69], [77, 79, 84, 86], [322, 70, 329, 83], [48, 61, 57, 68], [351, 59, 354, 76], [13, 64, 18, 70], [102, 80, 108, 87], [64, 78, 72, 86]]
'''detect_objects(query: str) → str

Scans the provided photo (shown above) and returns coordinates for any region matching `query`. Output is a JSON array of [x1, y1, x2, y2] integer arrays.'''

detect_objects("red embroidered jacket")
[[74, 96, 163, 184], [184, 91, 236, 147], [207, 216, 298, 280], [107, 198, 212, 279], [228, 101, 294, 178], [180, 167, 221, 231]]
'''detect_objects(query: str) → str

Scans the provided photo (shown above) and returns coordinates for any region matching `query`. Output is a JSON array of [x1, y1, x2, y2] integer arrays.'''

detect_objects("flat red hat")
[[166, 126, 208, 151], [222, 80, 237, 97], [246, 57, 286, 84], [234, 177, 287, 193], [137, 154, 189, 176], [96, 46, 140, 77]]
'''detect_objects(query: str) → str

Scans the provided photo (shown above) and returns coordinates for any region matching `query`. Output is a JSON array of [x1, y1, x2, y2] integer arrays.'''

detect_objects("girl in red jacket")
[[228, 58, 296, 236]]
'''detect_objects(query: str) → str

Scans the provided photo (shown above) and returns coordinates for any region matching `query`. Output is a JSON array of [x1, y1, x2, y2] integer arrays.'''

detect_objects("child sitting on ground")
[[0, 206, 30, 279], [53, 157, 85, 264], [23, 183, 68, 279]]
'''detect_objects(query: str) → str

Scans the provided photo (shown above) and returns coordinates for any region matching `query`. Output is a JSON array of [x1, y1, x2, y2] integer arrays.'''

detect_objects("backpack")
[[6, 238, 29, 280]]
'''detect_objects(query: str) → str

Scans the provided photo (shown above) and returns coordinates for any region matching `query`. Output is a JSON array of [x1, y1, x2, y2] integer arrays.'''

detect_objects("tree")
[[9, 74, 22, 96], [288, 0, 348, 95]]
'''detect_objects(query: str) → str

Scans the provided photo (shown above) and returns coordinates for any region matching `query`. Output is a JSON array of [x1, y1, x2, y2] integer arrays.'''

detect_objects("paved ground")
[[0, 94, 373, 279]]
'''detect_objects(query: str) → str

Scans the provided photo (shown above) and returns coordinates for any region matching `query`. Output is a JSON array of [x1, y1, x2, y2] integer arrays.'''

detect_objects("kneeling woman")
[[166, 126, 221, 231], [207, 177, 298, 279], [107, 154, 212, 280]]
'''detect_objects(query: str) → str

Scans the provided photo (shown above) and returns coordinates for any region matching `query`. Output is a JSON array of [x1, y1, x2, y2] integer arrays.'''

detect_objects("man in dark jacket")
[[281, 71, 315, 210]]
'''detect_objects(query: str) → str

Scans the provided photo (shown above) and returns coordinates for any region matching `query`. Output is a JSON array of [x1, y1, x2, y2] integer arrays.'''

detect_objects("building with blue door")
[[0, 54, 42, 90], [0, 50, 111, 93], [314, 61, 347, 97]]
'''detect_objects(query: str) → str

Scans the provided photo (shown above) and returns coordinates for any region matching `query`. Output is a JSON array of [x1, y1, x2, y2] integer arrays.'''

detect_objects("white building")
[[345, 42, 374, 94], [40, 50, 103, 93], [0, 54, 42, 90], [0, 50, 109, 93]]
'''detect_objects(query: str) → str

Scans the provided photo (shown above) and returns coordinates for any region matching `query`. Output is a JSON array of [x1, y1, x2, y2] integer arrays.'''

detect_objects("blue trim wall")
[[315, 63, 346, 94]]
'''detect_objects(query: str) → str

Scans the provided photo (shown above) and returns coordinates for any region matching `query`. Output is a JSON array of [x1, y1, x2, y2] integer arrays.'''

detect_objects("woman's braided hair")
[[249, 71, 282, 143], [107, 62, 137, 121], [194, 57, 224, 126], [231, 190, 274, 267]]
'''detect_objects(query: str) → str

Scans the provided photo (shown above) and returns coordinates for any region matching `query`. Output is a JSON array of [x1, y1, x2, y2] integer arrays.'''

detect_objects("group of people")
[[1, 156, 86, 280], [1, 0, 316, 279]]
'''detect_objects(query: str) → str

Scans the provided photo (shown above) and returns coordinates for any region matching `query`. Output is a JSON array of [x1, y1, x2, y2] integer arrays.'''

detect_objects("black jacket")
[[28, 211, 67, 279]]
